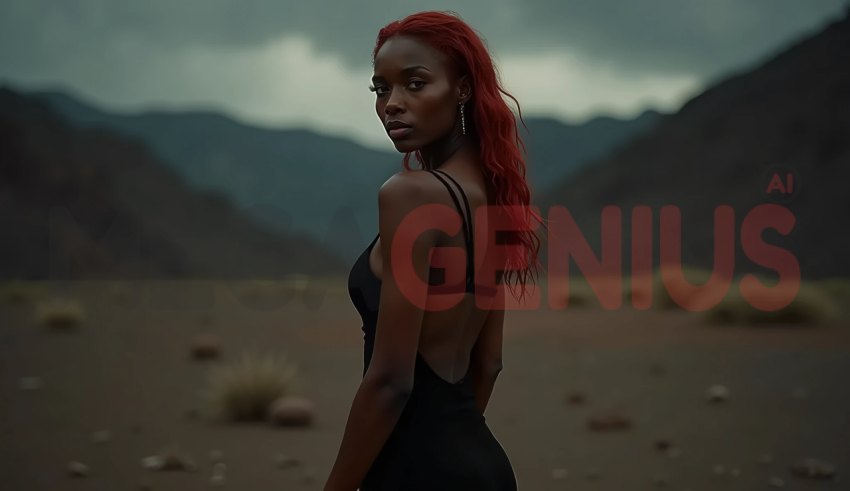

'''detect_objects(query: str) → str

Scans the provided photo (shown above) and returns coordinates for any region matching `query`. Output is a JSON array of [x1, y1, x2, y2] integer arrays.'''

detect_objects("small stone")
[[566, 390, 586, 405], [654, 438, 672, 451], [68, 461, 89, 477], [713, 464, 726, 475], [666, 447, 682, 458], [587, 410, 632, 431], [706, 385, 730, 402], [769, 476, 785, 487], [268, 396, 315, 427], [759, 454, 775, 465], [19, 376, 43, 390], [90, 430, 111, 444], [274, 453, 300, 469], [551, 468, 569, 479], [790, 458, 835, 479], [586, 468, 600, 479], [141, 456, 164, 471], [191, 333, 222, 360]]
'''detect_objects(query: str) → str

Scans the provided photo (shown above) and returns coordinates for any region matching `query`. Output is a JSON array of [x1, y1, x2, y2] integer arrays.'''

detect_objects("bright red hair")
[[372, 10, 543, 302]]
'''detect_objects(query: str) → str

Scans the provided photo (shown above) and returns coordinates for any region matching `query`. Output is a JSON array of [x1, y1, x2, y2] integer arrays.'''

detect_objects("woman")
[[323, 11, 541, 491]]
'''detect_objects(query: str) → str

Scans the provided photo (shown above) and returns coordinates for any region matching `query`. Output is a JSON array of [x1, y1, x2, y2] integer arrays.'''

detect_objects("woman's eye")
[[408, 80, 425, 90], [369, 85, 389, 95]]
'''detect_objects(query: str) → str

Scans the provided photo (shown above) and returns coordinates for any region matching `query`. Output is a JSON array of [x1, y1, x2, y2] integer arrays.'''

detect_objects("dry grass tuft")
[[34, 298, 86, 329], [699, 279, 841, 326], [549, 276, 623, 309], [816, 277, 850, 303], [651, 266, 720, 310], [202, 352, 300, 422], [1, 280, 47, 304]]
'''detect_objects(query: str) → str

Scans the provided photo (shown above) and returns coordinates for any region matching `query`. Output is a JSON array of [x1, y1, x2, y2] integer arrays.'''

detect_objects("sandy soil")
[[1, 278, 848, 490]]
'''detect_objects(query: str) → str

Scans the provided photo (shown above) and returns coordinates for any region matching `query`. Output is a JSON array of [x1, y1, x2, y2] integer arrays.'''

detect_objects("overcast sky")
[[0, 0, 846, 150]]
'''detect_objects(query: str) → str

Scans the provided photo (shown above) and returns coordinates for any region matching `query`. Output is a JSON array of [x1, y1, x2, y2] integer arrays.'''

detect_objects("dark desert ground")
[[2, 277, 848, 491]]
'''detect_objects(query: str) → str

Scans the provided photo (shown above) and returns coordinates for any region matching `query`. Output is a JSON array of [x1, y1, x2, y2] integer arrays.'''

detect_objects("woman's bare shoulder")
[[378, 169, 447, 207]]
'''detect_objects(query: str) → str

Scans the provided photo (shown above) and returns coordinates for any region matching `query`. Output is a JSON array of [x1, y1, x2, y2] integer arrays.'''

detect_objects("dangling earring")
[[459, 101, 466, 135]]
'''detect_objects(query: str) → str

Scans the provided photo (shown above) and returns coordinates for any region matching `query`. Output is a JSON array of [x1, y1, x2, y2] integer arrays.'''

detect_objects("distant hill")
[[521, 109, 663, 197], [24, 90, 400, 261], [538, 11, 850, 279], [23, 89, 661, 258], [0, 88, 346, 280]]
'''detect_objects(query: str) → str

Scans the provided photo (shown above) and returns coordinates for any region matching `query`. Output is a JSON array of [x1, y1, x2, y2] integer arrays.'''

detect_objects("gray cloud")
[[516, 0, 849, 77], [1, 0, 846, 81]]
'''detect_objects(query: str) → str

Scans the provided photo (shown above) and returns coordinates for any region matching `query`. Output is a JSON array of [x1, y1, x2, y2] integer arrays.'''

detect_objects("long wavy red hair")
[[372, 10, 543, 301]]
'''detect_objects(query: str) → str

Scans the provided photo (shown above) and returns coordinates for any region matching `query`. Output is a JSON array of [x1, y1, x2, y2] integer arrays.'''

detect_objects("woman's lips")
[[388, 127, 412, 139]]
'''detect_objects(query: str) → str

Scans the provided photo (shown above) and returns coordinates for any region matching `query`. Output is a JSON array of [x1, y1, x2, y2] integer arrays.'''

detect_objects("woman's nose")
[[385, 91, 404, 115]]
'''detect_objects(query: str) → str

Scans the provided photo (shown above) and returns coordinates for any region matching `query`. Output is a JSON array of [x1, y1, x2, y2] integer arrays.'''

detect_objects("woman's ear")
[[458, 75, 472, 103]]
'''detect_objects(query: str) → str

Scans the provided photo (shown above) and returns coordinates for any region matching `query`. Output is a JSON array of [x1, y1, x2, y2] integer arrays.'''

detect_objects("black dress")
[[347, 169, 518, 490]]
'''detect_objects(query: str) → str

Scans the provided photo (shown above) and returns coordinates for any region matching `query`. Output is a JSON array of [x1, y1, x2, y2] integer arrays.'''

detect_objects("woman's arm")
[[323, 172, 443, 491]]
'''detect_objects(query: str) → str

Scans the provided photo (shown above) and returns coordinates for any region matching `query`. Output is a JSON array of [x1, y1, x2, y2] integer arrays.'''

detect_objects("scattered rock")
[[211, 462, 227, 485], [274, 453, 300, 469], [268, 396, 315, 427], [551, 468, 569, 479], [654, 438, 672, 451], [161, 450, 196, 472], [143, 445, 196, 472], [705, 385, 730, 403], [565, 390, 586, 405], [587, 410, 632, 431], [141, 456, 165, 471], [790, 458, 835, 479], [769, 476, 785, 487], [68, 461, 89, 478], [90, 430, 112, 444], [191, 333, 222, 360], [19, 376, 43, 390]]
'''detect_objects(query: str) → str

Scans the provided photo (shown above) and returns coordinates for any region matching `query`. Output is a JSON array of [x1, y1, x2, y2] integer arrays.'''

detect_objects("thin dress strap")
[[425, 169, 475, 285]]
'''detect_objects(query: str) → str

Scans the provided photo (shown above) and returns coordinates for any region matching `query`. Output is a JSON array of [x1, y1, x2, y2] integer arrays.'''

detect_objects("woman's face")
[[371, 36, 469, 153]]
